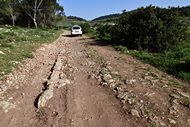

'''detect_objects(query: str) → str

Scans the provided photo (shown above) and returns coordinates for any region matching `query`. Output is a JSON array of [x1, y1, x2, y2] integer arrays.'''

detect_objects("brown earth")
[[0, 31, 189, 127]]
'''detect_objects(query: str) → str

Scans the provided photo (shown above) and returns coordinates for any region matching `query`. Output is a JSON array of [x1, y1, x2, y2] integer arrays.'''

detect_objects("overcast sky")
[[58, 0, 190, 20]]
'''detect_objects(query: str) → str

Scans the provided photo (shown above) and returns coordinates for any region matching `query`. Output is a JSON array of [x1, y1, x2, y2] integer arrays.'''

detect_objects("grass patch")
[[0, 25, 63, 79], [115, 41, 190, 82]]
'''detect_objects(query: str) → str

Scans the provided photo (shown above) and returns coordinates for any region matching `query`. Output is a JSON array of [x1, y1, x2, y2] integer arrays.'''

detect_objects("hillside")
[[56, 16, 87, 29], [92, 14, 121, 22]]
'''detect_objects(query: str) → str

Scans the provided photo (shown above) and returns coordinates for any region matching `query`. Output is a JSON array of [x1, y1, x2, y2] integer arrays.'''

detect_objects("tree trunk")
[[34, 18, 38, 29], [11, 15, 15, 26], [33, 12, 38, 29], [28, 18, 31, 28], [12, 19, 15, 26]]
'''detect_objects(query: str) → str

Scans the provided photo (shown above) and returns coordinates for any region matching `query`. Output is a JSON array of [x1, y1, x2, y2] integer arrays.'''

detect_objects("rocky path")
[[0, 31, 189, 127]]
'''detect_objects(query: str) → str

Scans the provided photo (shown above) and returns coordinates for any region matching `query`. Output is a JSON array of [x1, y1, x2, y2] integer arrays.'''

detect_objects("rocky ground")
[[0, 31, 189, 127]]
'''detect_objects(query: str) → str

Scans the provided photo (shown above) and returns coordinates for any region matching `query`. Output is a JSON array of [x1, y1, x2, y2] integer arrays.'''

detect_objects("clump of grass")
[[115, 42, 190, 82], [0, 26, 63, 79], [180, 97, 190, 109]]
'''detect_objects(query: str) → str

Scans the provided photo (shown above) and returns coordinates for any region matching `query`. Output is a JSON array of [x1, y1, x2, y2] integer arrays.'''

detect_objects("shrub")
[[111, 5, 187, 53], [80, 23, 91, 34], [96, 24, 113, 41]]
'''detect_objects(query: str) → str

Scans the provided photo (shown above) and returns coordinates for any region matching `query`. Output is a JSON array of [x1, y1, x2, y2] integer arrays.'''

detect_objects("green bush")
[[96, 24, 113, 41], [80, 23, 91, 34], [111, 5, 187, 53]]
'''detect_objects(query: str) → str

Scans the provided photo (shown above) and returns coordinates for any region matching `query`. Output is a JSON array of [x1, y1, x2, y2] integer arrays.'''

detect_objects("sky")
[[58, 0, 190, 20]]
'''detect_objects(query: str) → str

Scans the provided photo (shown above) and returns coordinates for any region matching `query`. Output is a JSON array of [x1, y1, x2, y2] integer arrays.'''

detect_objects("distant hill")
[[92, 14, 121, 22], [58, 16, 87, 29], [67, 16, 87, 22]]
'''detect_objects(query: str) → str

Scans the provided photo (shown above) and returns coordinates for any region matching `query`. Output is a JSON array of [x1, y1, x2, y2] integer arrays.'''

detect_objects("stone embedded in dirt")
[[0, 51, 5, 55], [8, 97, 13, 100], [109, 83, 117, 89], [187, 118, 190, 125], [0, 101, 16, 113], [130, 109, 140, 117], [59, 73, 67, 79], [169, 106, 178, 115], [124, 79, 136, 85], [111, 71, 119, 75], [169, 94, 180, 99], [100, 82, 108, 86], [148, 114, 166, 126], [144, 92, 155, 97], [106, 66, 112, 70], [88, 74, 96, 79], [177, 91, 190, 99], [57, 79, 71, 88], [108, 79, 115, 84], [54, 59, 63, 71], [103, 74, 112, 81], [37, 89, 53, 108], [117, 91, 129, 103], [168, 118, 176, 124], [0, 85, 8, 93], [52, 111, 58, 117], [15, 86, 19, 89]]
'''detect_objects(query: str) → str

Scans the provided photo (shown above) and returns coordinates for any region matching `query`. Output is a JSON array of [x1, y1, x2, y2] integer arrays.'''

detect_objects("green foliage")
[[67, 16, 87, 21], [112, 5, 187, 53], [92, 14, 120, 22], [80, 23, 91, 34], [115, 40, 190, 81], [0, 0, 64, 28], [0, 26, 62, 78], [96, 24, 113, 41]]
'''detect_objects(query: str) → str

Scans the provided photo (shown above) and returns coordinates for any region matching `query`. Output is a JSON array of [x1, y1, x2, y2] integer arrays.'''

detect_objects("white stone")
[[168, 118, 176, 124], [37, 89, 53, 108], [0, 51, 5, 55], [57, 79, 71, 88], [0, 101, 16, 113], [130, 109, 140, 117]]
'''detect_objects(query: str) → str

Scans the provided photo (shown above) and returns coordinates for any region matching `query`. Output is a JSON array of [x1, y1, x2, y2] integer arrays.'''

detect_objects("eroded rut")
[[0, 31, 190, 127]]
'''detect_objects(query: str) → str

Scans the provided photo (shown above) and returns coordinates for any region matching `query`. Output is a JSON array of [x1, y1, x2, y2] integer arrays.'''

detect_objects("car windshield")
[[72, 26, 80, 30]]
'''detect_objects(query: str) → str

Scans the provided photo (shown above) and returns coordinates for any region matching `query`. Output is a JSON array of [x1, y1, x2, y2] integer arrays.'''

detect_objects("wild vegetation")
[[0, 25, 62, 78], [92, 14, 120, 23], [67, 16, 87, 22], [0, 0, 65, 78], [0, 0, 64, 29], [92, 5, 190, 81]]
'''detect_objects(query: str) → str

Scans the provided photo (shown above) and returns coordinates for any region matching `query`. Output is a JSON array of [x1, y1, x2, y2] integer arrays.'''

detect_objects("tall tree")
[[18, 0, 43, 29], [0, 0, 18, 26]]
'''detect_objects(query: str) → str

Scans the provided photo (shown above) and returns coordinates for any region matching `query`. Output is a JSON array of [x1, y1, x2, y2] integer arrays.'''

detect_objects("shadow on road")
[[87, 40, 112, 47], [62, 34, 73, 37], [62, 34, 83, 38]]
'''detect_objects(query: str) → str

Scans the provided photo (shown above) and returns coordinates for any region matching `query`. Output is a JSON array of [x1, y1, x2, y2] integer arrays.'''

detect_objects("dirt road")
[[0, 31, 190, 127]]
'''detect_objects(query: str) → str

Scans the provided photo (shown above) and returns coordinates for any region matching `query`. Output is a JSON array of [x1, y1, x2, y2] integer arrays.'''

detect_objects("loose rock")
[[130, 109, 140, 117], [125, 79, 136, 85], [57, 79, 71, 88], [37, 89, 53, 108], [0, 51, 5, 55], [0, 101, 16, 113], [168, 118, 176, 124]]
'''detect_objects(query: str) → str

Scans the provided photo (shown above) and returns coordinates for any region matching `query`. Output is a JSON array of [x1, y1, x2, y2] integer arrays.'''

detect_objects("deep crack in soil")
[[0, 31, 189, 127]]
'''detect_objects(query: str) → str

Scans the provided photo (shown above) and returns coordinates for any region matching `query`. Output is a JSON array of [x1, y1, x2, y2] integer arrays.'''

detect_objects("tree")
[[0, 0, 19, 26], [111, 5, 187, 53], [18, 0, 44, 29], [39, 0, 64, 27]]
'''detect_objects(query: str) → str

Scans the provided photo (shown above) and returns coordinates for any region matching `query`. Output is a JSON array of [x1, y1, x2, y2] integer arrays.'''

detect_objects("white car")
[[71, 25, 82, 36]]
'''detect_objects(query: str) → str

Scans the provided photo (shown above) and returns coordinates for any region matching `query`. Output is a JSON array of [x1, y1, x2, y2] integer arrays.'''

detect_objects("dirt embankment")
[[0, 32, 189, 127]]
